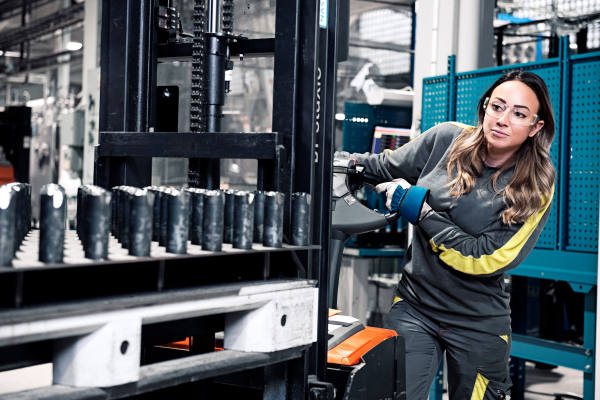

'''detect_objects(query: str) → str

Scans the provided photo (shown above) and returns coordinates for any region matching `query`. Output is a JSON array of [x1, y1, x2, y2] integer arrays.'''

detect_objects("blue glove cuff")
[[399, 186, 429, 224], [389, 186, 408, 212]]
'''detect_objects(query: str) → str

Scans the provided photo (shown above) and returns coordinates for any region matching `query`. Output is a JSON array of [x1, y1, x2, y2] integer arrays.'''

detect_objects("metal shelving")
[[0, 0, 343, 398]]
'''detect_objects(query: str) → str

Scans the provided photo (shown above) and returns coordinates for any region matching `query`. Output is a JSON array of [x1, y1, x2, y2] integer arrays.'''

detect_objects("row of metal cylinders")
[[103, 186, 310, 258], [0, 182, 311, 266]]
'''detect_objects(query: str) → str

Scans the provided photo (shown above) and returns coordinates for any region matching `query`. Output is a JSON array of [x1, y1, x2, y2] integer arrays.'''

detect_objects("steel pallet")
[[0, 280, 317, 397]]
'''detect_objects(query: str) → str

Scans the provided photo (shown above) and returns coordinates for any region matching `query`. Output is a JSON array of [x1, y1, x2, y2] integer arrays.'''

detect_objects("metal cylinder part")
[[208, 0, 220, 33], [116, 187, 126, 242], [253, 190, 265, 244], [111, 186, 120, 238], [77, 186, 83, 240], [159, 187, 172, 247], [39, 184, 66, 263], [79, 186, 89, 249], [83, 186, 112, 260], [202, 190, 223, 251], [185, 188, 193, 241], [263, 191, 284, 248], [10, 184, 22, 249], [167, 189, 190, 254], [129, 188, 153, 257], [291, 192, 311, 246], [144, 186, 161, 242], [149, 187, 161, 242], [189, 188, 205, 246], [0, 186, 15, 266], [223, 189, 235, 243], [8, 183, 26, 254], [24, 183, 31, 234], [118, 187, 132, 249], [233, 191, 254, 250]]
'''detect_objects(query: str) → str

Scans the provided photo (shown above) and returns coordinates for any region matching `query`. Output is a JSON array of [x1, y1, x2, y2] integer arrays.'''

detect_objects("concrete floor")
[[0, 361, 585, 398], [439, 361, 583, 400], [522, 362, 583, 400]]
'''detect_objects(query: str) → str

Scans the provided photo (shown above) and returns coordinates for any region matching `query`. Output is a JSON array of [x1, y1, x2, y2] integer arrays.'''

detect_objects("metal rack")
[[421, 37, 599, 400], [0, 0, 346, 398]]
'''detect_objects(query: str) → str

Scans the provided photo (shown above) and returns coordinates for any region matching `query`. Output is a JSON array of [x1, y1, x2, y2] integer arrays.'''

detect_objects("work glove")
[[332, 151, 361, 194], [375, 178, 429, 224], [333, 151, 356, 167]]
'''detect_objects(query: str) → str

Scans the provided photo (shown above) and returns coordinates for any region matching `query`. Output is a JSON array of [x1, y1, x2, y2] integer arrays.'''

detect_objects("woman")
[[352, 71, 555, 399]]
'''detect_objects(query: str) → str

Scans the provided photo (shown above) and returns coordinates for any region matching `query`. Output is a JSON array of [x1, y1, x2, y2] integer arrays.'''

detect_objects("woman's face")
[[482, 80, 545, 158]]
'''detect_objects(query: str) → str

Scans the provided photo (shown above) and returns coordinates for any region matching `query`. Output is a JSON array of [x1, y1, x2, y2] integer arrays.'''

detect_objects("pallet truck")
[[325, 156, 427, 400]]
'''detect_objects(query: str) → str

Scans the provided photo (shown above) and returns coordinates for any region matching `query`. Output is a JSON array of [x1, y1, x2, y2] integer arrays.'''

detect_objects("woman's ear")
[[529, 120, 544, 138]]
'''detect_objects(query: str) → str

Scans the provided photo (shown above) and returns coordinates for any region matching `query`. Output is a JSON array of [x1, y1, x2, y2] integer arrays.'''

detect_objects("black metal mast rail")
[[90, 0, 338, 398], [157, 38, 275, 62], [97, 131, 279, 159]]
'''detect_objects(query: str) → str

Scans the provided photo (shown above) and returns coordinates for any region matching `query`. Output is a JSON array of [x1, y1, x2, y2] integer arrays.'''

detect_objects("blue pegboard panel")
[[527, 65, 562, 249], [566, 53, 600, 252], [455, 62, 562, 250], [455, 74, 497, 126], [421, 77, 448, 131], [342, 102, 412, 154]]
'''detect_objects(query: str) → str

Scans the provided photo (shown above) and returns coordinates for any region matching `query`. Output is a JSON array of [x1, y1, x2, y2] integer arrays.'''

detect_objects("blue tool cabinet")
[[421, 37, 599, 399]]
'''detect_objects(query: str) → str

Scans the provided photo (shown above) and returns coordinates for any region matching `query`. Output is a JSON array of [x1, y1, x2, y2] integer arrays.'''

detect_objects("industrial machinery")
[[0, 0, 356, 399]]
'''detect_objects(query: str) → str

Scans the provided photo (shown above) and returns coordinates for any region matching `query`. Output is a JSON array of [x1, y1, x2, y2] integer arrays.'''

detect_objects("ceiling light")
[[26, 98, 46, 108], [66, 41, 83, 51]]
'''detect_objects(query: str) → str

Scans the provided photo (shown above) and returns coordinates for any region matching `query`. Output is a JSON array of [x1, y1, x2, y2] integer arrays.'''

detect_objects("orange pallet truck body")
[[326, 312, 406, 400]]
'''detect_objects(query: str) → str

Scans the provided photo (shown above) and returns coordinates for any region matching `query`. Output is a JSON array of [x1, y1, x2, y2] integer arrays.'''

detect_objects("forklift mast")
[[95, 0, 348, 396]]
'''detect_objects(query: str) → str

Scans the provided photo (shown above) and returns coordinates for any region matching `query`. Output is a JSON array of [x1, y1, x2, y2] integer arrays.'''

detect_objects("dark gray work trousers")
[[384, 299, 512, 400]]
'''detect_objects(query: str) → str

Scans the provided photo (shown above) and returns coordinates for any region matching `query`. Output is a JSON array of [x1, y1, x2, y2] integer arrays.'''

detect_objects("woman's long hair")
[[445, 71, 556, 225]]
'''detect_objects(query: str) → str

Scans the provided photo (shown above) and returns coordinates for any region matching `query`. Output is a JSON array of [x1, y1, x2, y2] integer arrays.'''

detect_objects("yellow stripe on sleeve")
[[470, 373, 490, 400], [500, 334, 509, 343], [429, 188, 553, 275]]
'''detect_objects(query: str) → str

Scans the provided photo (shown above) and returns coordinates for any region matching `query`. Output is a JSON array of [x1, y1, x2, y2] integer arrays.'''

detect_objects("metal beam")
[[349, 38, 412, 53], [0, 3, 84, 50], [96, 132, 279, 159], [511, 333, 593, 372], [4, 49, 83, 77], [96, 0, 156, 189], [0, 0, 54, 21], [157, 38, 276, 62]]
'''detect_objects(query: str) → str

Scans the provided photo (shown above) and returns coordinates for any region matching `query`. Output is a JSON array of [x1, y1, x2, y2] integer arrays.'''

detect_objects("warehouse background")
[[0, 1, 599, 399]]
